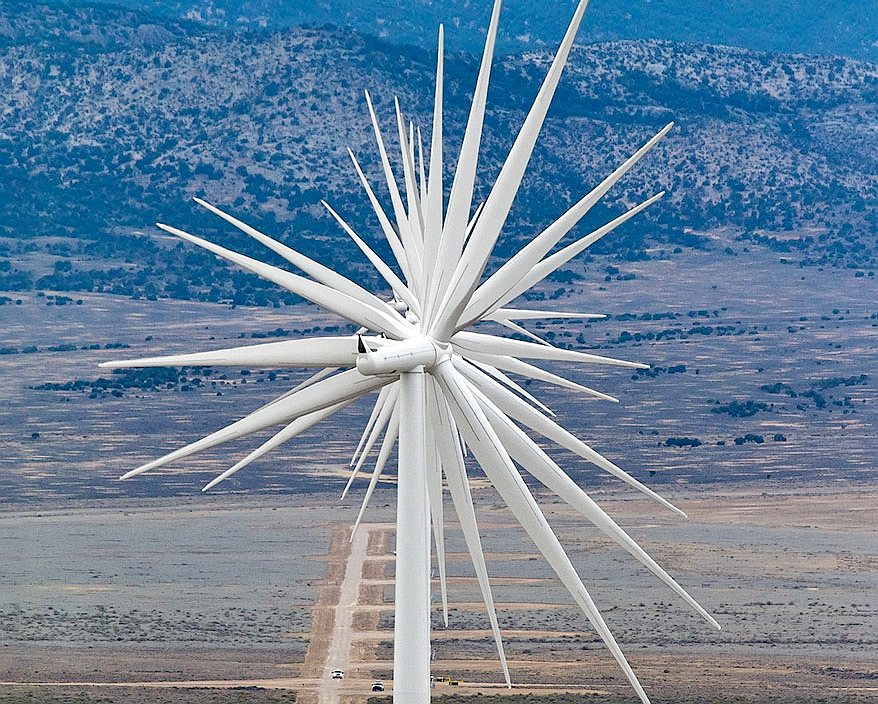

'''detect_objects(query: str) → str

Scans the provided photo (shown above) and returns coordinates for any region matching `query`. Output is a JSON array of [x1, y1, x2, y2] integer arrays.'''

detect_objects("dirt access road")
[[312, 522, 393, 704], [5, 486, 878, 703], [0, 521, 394, 703]]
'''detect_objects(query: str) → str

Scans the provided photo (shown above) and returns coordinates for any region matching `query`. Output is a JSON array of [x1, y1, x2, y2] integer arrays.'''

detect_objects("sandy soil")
[[2, 484, 877, 703], [348, 485, 878, 702]]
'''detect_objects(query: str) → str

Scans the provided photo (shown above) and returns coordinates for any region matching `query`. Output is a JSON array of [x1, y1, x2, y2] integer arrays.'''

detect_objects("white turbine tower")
[[103, 1, 720, 702]]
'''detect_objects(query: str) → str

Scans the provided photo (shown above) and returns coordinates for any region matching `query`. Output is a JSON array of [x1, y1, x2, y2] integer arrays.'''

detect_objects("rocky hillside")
[[0, 1, 876, 302], [0, 1, 203, 50], [54, 0, 878, 63]]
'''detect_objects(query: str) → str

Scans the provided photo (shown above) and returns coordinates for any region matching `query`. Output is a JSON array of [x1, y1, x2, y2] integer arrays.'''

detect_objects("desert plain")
[[1, 248, 876, 703], [1, 484, 877, 704]]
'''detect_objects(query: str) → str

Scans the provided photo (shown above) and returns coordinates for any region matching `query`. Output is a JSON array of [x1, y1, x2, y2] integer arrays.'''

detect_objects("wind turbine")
[[102, 1, 719, 702]]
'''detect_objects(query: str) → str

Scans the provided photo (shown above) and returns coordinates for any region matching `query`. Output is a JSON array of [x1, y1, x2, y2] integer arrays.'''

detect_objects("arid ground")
[[1, 482, 876, 704], [2, 247, 876, 702]]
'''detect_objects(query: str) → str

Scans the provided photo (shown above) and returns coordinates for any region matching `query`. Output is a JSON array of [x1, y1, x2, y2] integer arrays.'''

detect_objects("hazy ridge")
[[0, 1, 876, 302], [47, 0, 878, 63]]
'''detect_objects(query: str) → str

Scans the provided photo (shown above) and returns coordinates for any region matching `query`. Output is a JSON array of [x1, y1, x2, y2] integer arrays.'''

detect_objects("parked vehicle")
[[371, 681, 385, 692], [330, 670, 344, 680]]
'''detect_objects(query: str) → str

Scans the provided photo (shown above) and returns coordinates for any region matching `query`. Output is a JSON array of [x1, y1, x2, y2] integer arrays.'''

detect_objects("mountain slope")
[[0, 3, 876, 302], [51, 0, 878, 63]]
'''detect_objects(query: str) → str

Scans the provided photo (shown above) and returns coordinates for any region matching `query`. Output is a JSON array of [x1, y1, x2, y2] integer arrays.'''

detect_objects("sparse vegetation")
[[665, 436, 702, 447], [1, 4, 878, 303], [711, 400, 771, 417], [735, 433, 766, 445], [0, 687, 297, 704]]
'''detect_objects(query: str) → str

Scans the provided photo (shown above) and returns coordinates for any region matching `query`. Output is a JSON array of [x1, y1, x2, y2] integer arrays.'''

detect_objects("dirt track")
[[315, 522, 392, 704], [3, 486, 878, 703], [0, 522, 394, 701]]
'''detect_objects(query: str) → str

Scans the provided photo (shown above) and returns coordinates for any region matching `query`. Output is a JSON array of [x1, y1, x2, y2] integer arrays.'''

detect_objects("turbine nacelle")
[[356, 335, 450, 375]]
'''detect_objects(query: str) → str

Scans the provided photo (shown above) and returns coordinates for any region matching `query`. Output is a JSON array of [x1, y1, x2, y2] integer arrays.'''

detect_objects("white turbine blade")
[[434, 360, 652, 704], [485, 191, 665, 320], [101, 336, 370, 370], [202, 399, 352, 492], [284, 367, 339, 397], [395, 99, 425, 246], [156, 223, 411, 340], [455, 358, 684, 516], [192, 197, 398, 318], [425, 376, 510, 685], [464, 192, 664, 325], [432, 0, 502, 311], [463, 350, 618, 403], [432, 0, 590, 340], [364, 90, 423, 289], [262, 367, 342, 412], [321, 200, 421, 316], [464, 200, 485, 249], [347, 148, 412, 283], [470, 383, 719, 629], [421, 25, 444, 324], [417, 126, 427, 208], [441, 0, 500, 237], [351, 385, 392, 467], [352, 404, 400, 537], [464, 123, 673, 320], [424, 410, 449, 627], [468, 357, 555, 417], [489, 308, 606, 321], [426, 198, 485, 328], [453, 330, 648, 369], [409, 120, 419, 227], [426, 26, 443, 241], [345, 386, 397, 492], [343, 383, 400, 499], [120, 369, 393, 479], [496, 318, 552, 346]]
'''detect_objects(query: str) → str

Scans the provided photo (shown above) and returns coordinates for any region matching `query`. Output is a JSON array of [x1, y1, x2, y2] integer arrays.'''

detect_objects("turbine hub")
[[356, 335, 450, 375]]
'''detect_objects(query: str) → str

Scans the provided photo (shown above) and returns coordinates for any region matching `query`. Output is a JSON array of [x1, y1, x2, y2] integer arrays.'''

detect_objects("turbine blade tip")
[[156, 222, 179, 235]]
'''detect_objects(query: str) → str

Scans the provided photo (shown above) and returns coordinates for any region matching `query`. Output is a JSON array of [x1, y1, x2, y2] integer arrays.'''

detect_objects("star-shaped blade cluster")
[[102, 2, 718, 701]]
